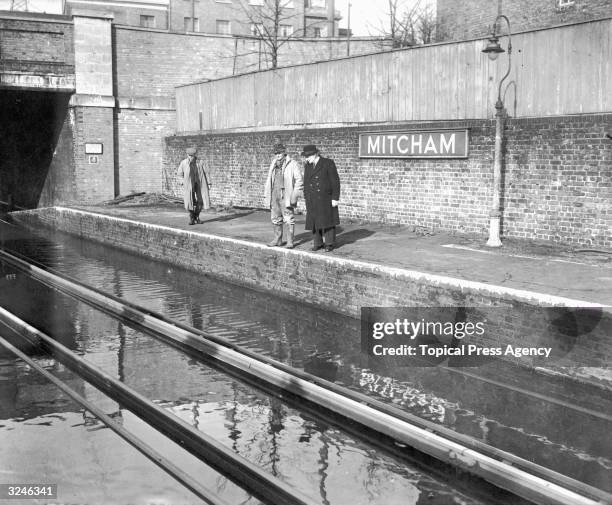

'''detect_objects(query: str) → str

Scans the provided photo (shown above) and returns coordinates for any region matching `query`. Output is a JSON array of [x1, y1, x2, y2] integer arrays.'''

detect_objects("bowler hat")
[[301, 144, 319, 156], [186, 147, 197, 155], [273, 143, 286, 154]]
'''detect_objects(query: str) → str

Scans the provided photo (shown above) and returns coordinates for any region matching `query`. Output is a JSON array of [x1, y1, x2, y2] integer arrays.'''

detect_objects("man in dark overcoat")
[[301, 144, 340, 252]]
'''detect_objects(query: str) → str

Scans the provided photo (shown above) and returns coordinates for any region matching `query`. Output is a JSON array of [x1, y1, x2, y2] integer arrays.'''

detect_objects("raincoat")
[[177, 156, 211, 212]]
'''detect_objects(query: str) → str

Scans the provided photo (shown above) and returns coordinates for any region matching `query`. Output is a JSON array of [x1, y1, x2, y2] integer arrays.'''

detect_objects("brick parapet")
[[0, 16, 74, 67]]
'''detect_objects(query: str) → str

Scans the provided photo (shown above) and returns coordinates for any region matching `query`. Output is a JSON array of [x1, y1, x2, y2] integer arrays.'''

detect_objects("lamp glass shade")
[[482, 37, 504, 60]]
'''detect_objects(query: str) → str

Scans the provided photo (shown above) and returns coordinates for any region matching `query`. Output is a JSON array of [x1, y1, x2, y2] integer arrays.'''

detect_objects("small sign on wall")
[[88, 155, 99, 164], [359, 129, 469, 159], [85, 143, 103, 155]]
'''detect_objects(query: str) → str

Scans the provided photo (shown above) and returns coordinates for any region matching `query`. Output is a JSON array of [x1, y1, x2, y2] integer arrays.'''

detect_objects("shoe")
[[324, 245, 334, 252], [268, 224, 283, 247], [311, 244, 323, 251]]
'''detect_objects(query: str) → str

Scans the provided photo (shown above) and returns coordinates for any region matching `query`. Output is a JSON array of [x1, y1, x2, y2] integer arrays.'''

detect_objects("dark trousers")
[[313, 227, 336, 247]]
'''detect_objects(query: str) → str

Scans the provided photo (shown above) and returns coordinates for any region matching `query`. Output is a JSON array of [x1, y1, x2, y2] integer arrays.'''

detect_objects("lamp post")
[[482, 15, 512, 247]]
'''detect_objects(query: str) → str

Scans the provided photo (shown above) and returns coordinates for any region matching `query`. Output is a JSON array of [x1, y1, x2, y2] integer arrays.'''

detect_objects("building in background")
[[64, 0, 168, 28], [436, 0, 612, 41], [59, 0, 341, 35]]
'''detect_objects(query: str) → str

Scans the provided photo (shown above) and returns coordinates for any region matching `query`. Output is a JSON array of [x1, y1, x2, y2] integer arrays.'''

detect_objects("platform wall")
[[163, 113, 612, 249]]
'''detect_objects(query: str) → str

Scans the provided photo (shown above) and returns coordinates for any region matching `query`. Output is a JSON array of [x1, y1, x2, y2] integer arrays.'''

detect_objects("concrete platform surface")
[[77, 203, 612, 307]]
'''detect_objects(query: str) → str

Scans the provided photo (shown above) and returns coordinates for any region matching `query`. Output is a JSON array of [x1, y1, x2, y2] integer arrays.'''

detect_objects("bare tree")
[[372, 0, 439, 48], [416, 3, 437, 44], [235, 0, 303, 69], [388, 0, 420, 48]]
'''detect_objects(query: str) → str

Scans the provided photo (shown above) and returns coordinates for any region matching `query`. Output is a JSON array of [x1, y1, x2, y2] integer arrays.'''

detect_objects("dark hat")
[[273, 143, 286, 154], [186, 147, 197, 155], [301, 144, 319, 156]]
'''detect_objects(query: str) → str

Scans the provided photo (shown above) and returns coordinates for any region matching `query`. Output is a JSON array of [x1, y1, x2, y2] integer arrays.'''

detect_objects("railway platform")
[[75, 202, 612, 306]]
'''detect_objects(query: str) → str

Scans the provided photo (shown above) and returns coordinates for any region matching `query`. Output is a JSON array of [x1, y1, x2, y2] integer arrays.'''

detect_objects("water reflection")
[[0, 318, 485, 505], [1, 222, 611, 495]]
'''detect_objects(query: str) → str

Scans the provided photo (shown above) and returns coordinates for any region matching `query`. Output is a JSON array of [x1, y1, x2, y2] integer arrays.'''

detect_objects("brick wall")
[[436, 0, 612, 41], [163, 114, 612, 248], [0, 15, 74, 69], [11, 207, 611, 370], [115, 108, 176, 194], [72, 106, 116, 203]]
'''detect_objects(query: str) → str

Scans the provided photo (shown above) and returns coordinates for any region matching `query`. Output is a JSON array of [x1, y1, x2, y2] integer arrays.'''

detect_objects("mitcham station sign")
[[358, 129, 469, 159]]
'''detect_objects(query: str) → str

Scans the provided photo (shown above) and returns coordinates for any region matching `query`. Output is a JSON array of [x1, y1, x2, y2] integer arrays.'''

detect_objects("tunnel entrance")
[[0, 89, 72, 211]]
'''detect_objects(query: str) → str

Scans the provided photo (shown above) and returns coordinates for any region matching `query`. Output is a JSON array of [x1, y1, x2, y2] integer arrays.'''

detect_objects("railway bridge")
[[0, 10, 114, 209]]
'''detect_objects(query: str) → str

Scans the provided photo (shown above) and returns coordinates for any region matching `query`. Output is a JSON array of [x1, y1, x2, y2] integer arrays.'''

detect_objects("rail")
[[0, 308, 319, 505], [0, 248, 610, 505], [0, 331, 232, 505]]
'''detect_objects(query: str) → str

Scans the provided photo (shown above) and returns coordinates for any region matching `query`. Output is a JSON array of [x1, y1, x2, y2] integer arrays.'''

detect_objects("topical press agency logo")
[[360, 306, 608, 367]]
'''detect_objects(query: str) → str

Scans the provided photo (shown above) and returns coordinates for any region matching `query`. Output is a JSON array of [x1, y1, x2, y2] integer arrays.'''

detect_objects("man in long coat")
[[263, 142, 304, 248], [302, 144, 340, 252], [176, 147, 211, 225]]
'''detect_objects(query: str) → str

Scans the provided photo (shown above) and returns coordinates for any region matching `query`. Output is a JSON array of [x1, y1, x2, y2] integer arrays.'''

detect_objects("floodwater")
[[0, 221, 611, 503]]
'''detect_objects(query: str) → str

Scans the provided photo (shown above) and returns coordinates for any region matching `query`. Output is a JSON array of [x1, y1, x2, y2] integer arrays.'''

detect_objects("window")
[[184, 17, 199, 31], [306, 0, 325, 8], [558, 0, 574, 5], [279, 24, 293, 37], [139, 15, 155, 28], [313, 26, 321, 37], [216, 19, 231, 34], [251, 22, 263, 35]]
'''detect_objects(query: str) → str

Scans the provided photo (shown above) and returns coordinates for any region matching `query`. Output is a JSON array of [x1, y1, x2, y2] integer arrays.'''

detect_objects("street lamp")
[[482, 15, 512, 247]]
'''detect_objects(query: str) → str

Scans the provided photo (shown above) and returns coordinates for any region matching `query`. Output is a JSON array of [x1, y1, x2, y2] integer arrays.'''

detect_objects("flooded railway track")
[[1, 246, 610, 505]]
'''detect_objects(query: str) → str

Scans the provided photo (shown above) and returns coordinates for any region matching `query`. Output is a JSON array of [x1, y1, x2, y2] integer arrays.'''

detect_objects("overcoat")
[[176, 157, 211, 212], [263, 155, 304, 208], [303, 156, 340, 231]]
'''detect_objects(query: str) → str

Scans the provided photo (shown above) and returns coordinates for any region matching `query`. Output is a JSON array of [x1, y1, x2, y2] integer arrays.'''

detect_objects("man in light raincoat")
[[177, 147, 211, 225], [263, 143, 303, 248]]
